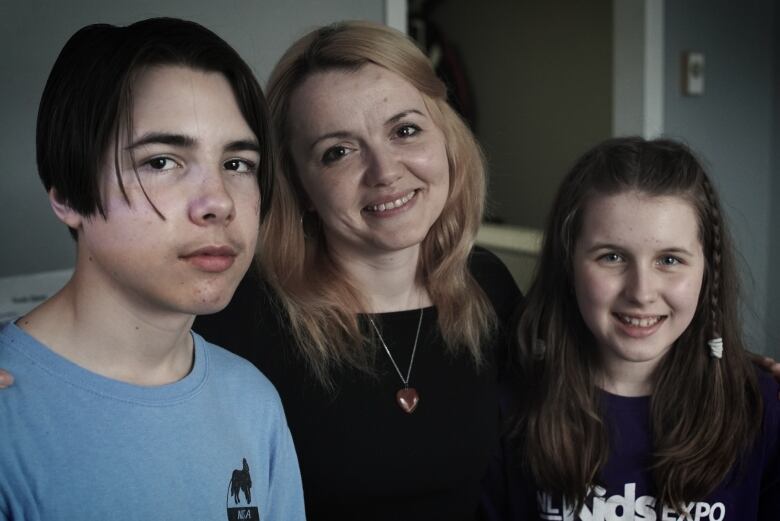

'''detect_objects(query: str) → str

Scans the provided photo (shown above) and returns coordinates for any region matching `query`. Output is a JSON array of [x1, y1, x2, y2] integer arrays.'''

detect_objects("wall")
[[427, 0, 613, 228], [663, 0, 776, 355], [612, 0, 664, 138], [0, 0, 384, 278], [768, 3, 780, 355]]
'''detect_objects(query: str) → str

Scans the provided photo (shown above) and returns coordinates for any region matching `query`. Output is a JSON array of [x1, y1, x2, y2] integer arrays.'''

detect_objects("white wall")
[[0, 0, 384, 277]]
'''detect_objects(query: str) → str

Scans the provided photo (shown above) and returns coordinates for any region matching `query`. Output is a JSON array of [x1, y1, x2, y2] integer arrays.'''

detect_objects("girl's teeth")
[[620, 315, 660, 327]]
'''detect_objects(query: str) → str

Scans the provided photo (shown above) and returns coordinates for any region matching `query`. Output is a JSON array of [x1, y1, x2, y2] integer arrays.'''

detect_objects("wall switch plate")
[[683, 51, 705, 96]]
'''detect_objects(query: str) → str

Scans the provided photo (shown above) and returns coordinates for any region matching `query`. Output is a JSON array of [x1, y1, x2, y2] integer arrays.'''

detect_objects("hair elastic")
[[708, 337, 723, 359]]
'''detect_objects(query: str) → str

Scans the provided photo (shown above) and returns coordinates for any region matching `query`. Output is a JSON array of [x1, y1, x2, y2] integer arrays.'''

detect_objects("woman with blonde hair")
[[195, 20, 521, 520]]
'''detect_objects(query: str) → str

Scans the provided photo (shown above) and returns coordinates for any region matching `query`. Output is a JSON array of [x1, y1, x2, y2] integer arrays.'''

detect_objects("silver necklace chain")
[[368, 308, 424, 387]]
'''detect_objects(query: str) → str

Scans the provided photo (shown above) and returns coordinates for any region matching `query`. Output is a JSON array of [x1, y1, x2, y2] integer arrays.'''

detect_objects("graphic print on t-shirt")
[[226, 458, 260, 520], [538, 483, 726, 521]]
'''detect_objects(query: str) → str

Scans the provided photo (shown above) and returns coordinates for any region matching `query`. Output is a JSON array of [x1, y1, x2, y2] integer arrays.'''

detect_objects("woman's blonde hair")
[[259, 20, 495, 386]]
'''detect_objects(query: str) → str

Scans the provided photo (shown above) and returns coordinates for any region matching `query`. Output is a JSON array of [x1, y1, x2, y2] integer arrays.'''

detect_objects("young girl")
[[494, 137, 780, 520]]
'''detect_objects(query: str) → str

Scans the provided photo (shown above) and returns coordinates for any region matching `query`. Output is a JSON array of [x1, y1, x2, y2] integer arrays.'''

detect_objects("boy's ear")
[[48, 188, 83, 230]]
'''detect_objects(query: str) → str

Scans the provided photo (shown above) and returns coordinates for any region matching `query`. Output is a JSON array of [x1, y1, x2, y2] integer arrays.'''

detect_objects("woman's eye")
[[322, 146, 349, 164], [144, 157, 179, 171], [224, 159, 255, 174], [395, 124, 420, 138]]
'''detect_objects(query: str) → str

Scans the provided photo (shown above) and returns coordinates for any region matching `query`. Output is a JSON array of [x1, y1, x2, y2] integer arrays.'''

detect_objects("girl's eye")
[[395, 124, 420, 138], [600, 252, 623, 263], [144, 157, 179, 171], [224, 158, 256, 174], [659, 255, 681, 266], [322, 146, 349, 164]]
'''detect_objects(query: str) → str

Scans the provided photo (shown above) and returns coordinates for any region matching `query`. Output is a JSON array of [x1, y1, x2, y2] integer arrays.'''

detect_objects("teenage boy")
[[0, 18, 305, 520]]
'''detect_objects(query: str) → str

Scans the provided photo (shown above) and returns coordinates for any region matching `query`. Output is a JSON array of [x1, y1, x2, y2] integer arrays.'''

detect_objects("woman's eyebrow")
[[385, 109, 424, 125]]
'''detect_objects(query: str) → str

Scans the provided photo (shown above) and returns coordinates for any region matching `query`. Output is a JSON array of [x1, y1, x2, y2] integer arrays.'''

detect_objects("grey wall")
[[0, 0, 383, 278], [428, 0, 613, 228], [663, 0, 776, 355], [769, 3, 780, 355]]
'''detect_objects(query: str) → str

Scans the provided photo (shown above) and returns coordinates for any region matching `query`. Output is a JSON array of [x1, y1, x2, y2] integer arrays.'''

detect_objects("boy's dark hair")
[[36, 18, 274, 238], [512, 136, 762, 512]]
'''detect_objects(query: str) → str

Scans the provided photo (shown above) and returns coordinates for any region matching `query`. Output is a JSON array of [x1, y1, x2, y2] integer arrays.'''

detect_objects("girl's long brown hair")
[[259, 21, 495, 387], [512, 137, 762, 511]]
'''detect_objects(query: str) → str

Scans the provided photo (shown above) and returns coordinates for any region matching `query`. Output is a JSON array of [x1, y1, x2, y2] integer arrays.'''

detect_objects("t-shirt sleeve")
[[264, 402, 306, 521]]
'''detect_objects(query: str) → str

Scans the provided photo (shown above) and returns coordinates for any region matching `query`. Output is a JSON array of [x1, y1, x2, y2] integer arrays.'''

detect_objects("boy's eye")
[[322, 146, 349, 164], [395, 124, 420, 138], [224, 159, 256, 174], [145, 157, 179, 171]]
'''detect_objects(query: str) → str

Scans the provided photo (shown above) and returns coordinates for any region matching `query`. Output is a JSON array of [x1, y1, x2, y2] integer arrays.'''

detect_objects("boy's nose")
[[189, 170, 235, 226]]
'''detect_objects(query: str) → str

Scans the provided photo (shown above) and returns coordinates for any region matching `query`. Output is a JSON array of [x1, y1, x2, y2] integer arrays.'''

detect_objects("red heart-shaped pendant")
[[396, 388, 419, 414]]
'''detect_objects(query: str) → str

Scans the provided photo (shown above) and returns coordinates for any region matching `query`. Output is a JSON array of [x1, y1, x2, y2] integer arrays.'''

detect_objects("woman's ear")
[[48, 188, 83, 230]]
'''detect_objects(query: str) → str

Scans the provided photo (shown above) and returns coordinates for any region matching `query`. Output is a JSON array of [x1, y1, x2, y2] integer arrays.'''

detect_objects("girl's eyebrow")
[[126, 133, 260, 153], [657, 246, 696, 257], [583, 242, 623, 254], [585, 242, 696, 257]]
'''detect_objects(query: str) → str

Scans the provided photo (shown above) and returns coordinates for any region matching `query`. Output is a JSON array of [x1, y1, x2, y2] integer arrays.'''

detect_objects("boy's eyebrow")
[[224, 139, 261, 153], [126, 132, 195, 150], [126, 133, 261, 153]]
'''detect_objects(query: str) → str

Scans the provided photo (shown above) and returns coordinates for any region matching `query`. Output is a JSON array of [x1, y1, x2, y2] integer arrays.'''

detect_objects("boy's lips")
[[180, 245, 238, 273]]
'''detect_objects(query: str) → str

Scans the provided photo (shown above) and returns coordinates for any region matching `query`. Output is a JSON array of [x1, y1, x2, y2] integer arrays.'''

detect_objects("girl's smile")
[[572, 190, 705, 395]]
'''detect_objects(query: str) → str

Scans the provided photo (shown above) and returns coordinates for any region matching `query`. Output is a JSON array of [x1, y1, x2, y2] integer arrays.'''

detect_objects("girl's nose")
[[624, 265, 658, 305]]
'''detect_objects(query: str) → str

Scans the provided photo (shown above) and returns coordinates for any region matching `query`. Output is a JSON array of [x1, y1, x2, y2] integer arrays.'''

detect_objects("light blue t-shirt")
[[0, 323, 305, 521]]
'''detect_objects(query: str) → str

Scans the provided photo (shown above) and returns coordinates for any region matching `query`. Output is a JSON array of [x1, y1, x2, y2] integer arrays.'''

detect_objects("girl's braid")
[[701, 174, 722, 340]]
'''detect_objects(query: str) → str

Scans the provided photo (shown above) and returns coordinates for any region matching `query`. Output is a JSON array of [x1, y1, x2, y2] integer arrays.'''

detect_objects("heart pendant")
[[396, 387, 419, 414]]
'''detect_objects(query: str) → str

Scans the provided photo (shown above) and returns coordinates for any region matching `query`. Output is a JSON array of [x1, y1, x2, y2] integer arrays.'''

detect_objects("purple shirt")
[[483, 373, 780, 520]]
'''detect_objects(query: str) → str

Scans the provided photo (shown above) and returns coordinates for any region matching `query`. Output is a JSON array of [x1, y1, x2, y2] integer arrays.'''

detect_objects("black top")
[[193, 247, 521, 520]]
